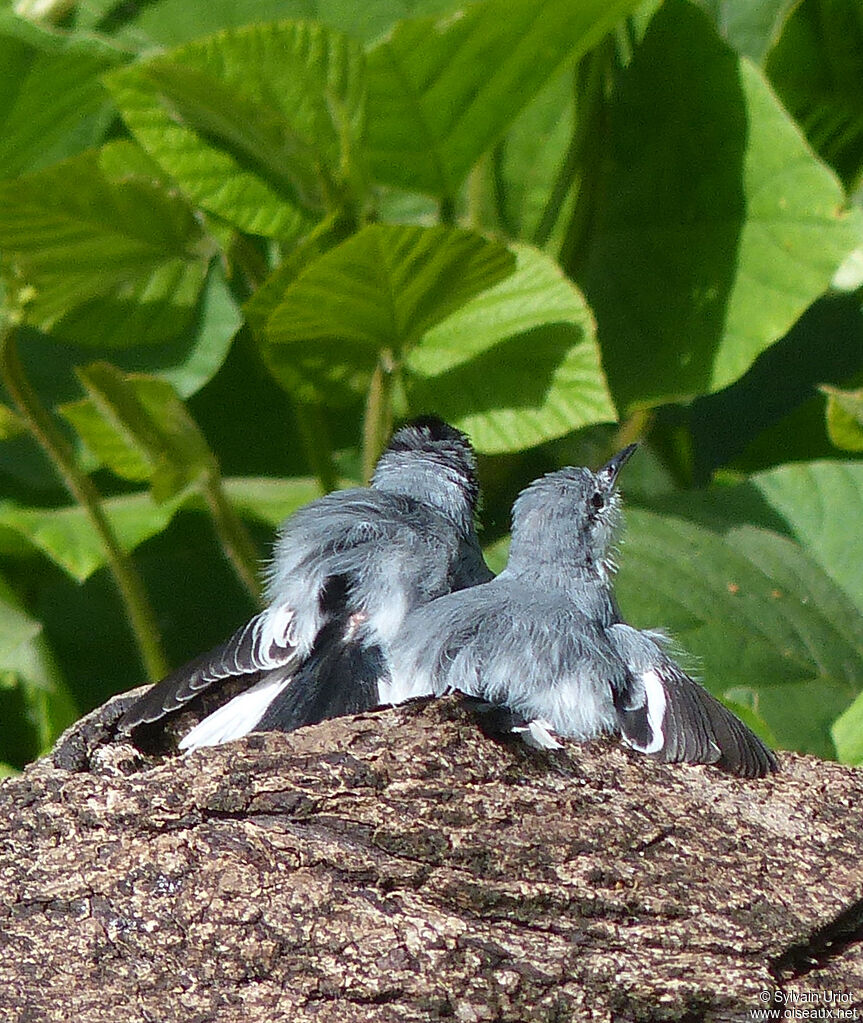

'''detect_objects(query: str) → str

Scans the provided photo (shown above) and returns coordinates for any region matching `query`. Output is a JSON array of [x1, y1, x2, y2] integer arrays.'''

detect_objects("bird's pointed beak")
[[599, 443, 638, 485]]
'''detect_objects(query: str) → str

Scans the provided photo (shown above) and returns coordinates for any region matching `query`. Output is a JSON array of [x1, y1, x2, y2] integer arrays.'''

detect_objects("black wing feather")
[[656, 666, 778, 778], [118, 608, 296, 732]]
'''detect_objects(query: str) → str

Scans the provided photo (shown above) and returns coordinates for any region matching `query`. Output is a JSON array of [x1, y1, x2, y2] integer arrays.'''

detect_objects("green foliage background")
[[1, 0, 862, 772]]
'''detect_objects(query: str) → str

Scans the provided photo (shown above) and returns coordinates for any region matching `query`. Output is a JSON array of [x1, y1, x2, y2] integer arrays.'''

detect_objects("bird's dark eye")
[[591, 492, 604, 510]]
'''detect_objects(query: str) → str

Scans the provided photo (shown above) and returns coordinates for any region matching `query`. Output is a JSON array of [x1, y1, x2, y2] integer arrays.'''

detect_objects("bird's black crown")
[[377, 415, 481, 516]]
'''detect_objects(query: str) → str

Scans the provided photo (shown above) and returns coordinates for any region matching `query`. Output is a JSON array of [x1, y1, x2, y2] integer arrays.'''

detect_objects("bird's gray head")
[[508, 444, 638, 577], [372, 416, 481, 532]]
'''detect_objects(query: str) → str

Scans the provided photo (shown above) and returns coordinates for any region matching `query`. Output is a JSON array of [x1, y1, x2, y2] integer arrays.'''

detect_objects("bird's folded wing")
[[120, 502, 450, 734], [607, 624, 778, 778], [118, 603, 300, 732]]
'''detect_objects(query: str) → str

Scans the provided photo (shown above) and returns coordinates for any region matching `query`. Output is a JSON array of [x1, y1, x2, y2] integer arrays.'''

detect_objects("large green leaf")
[[0, 492, 190, 583], [0, 11, 120, 178], [688, 292, 863, 481], [493, 66, 577, 245], [632, 459, 863, 616], [579, 0, 861, 410], [60, 364, 215, 502], [746, 460, 863, 613], [615, 508, 863, 759], [106, 21, 365, 238], [0, 143, 212, 348], [365, 0, 642, 197], [406, 246, 616, 453], [766, 0, 863, 189], [263, 224, 515, 403]]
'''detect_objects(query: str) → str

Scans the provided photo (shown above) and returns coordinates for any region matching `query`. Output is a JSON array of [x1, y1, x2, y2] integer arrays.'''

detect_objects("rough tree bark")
[[0, 694, 861, 1022]]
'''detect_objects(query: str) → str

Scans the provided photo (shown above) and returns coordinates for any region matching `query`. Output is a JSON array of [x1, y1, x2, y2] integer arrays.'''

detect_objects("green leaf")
[[0, 491, 189, 583], [766, 0, 863, 188], [0, 143, 211, 348], [494, 66, 578, 245], [0, 582, 41, 668], [832, 689, 863, 765], [0, 260, 239, 481], [688, 292, 863, 481], [61, 396, 151, 482], [366, 0, 642, 197], [579, 0, 862, 410], [61, 364, 215, 501], [244, 214, 354, 337], [222, 475, 324, 527], [406, 245, 617, 453], [615, 508, 863, 759], [109, 0, 458, 49], [746, 459, 863, 613], [820, 384, 863, 452], [263, 224, 515, 403], [0, 475, 326, 582], [0, 10, 120, 177], [106, 21, 366, 238]]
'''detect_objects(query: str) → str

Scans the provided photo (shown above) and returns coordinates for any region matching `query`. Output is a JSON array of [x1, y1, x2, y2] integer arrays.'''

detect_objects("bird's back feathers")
[[119, 418, 490, 744]]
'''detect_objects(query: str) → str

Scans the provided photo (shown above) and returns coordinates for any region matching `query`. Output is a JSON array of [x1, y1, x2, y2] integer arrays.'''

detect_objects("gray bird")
[[119, 416, 493, 749], [385, 445, 778, 777]]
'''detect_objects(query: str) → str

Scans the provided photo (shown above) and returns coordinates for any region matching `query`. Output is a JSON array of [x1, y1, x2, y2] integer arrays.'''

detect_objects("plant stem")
[[465, 155, 488, 232], [362, 351, 394, 483], [0, 326, 168, 681], [201, 470, 262, 604], [293, 402, 338, 495]]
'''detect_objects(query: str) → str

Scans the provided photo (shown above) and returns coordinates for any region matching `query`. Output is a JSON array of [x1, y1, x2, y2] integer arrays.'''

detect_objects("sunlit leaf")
[[0, 492, 189, 583], [579, 0, 861, 410], [0, 475, 327, 582], [107, 21, 365, 238], [264, 224, 515, 403], [61, 364, 215, 501], [767, 0, 863, 188], [406, 245, 616, 452], [832, 689, 863, 765], [0, 143, 212, 348], [0, 10, 120, 177], [366, 0, 642, 196]]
